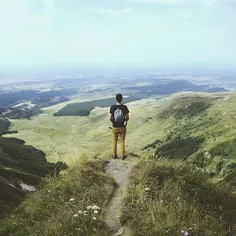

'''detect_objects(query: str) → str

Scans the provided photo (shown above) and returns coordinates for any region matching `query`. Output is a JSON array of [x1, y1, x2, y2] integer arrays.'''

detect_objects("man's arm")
[[109, 113, 114, 121], [125, 113, 129, 121], [125, 106, 130, 121], [110, 106, 115, 122]]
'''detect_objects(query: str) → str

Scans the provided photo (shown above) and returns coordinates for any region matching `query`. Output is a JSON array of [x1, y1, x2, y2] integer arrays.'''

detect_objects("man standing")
[[110, 94, 129, 160]]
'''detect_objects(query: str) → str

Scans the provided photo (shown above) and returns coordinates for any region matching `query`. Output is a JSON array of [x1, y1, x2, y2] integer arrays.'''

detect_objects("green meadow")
[[2, 91, 236, 236], [5, 96, 168, 165], [6, 92, 236, 168]]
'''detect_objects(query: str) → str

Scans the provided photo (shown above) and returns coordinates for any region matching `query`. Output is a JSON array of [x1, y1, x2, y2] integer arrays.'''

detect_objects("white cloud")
[[168, 9, 192, 20], [143, 0, 182, 4], [44, 0, 54, 6], [127, 0, 224, 5], [41, 17, 53, 26], [86, 7, 132, 15], [126, 0, 183, 5], [0, 0, 235, 67], [78, 19, 84, 26], [0, 0, 35, 33]]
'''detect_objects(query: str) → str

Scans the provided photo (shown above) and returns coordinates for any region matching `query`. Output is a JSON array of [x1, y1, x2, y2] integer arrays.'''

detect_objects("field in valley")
[[3, 91, 236, 236], [5, 91, 236, 174], [5, 96, 169, 165]]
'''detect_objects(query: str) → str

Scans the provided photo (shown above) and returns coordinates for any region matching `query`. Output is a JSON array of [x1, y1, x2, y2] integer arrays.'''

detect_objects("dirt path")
[[104, 159, 136, 236]]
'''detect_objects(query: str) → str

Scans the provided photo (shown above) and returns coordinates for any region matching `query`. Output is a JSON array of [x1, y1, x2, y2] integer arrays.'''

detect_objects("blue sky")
[[0, 0, 235, 69]]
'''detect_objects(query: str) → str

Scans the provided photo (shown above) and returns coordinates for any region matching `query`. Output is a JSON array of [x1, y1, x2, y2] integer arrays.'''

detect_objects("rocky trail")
[[104, 159, 136, 236]]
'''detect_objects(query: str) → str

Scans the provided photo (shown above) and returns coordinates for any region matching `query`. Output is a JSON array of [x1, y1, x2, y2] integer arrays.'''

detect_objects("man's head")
[[116, 93, 123, 103]]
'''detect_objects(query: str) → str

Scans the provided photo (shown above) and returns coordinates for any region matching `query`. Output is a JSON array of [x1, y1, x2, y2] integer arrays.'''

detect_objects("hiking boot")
[[112, 155, 117, 159], [121, 155, 127, 160]]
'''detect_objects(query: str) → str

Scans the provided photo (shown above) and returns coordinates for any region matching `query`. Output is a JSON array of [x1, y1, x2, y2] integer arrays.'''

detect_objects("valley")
[[5, 90, 236, 181], [1, 0, 236, 234], [1, 73, 236, 235]]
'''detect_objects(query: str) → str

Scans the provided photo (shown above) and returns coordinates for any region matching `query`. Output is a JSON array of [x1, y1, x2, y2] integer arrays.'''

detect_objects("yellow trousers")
[[112, 127, 126, 156]]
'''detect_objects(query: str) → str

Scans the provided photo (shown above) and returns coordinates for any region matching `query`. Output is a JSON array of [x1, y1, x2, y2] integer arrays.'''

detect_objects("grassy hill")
[[122, 160, 236, 236], [0, 158, 115, 236], [152, 93, 236, 181], [0, 166, 40, 219], [0, 118, 67, 219], [2, 92, 236, 235], [5, 92, 236, 180], [4, 96, 164, 164]]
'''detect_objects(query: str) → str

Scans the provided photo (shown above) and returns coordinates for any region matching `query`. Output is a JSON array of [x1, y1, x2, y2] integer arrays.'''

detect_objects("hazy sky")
[[0, 0, 236, 69]]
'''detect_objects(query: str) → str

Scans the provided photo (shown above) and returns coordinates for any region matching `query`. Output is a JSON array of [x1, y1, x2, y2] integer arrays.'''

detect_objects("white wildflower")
[[94, 210, 98, 214], [91, 205, 100, 210], [69, 198, 75, 202], [181, 229, 185, 234], [93, 217, 96, 220], [73, 214, 78, 218], [48, 190, 51, 193], [78, 210, 83, 214], [145, 187, 151, 192], [83, 211, 88, 214], [87, 205, 92, 210], [185, 232, 189, 236]]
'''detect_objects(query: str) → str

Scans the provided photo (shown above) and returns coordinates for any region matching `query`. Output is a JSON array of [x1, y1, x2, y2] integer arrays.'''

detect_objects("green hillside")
[[0, 158, 115, 236], [1, 92, 236, 235], [0, 119, 67, 219], [122, 160, 236, 236], [0, 166, 40, 219], [153, 93, 236, 181]]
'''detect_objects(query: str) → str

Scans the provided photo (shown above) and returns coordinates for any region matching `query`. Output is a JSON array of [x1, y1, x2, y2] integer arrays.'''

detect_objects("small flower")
[[93, 228, 96, 231], [93, 217, 96, 220], [48, 190, 51, 193], [189, 228, 193, 231], [83, 211, 88, 214], [94, 210, 98, 214], [145, 187, 151, 192], [181, 229, 185, 234], [69, 198, 75, 202], [73, 214, 78, 218], [91, 205, 100, 210], [78, 210, 83, 214], [87, 205, 92, 210], [185, 231, 189, 236]]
